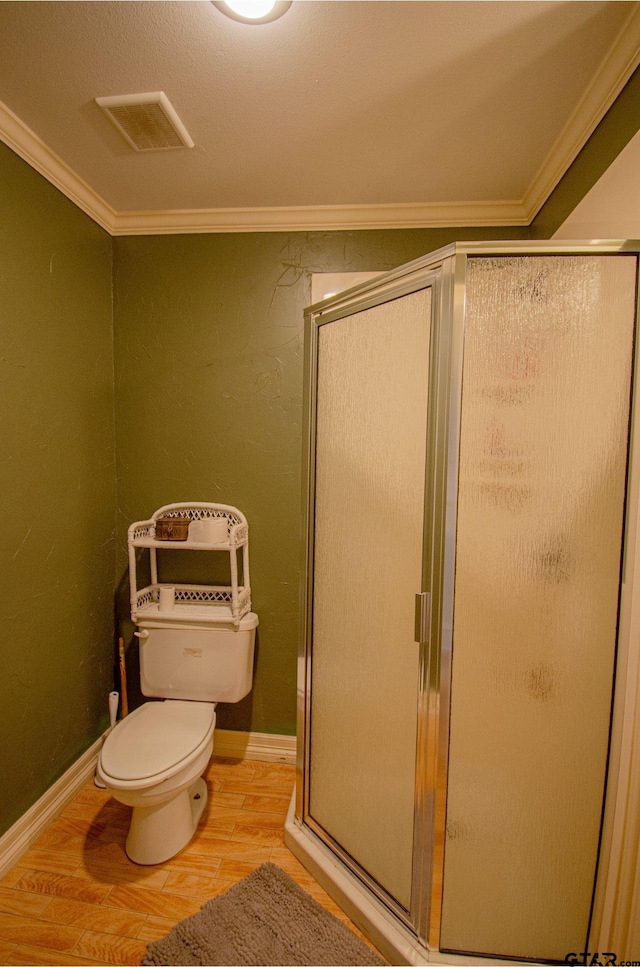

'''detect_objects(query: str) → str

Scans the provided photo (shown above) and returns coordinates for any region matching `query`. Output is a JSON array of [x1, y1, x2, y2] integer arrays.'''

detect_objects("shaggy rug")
[[142, 862, 386, 966]]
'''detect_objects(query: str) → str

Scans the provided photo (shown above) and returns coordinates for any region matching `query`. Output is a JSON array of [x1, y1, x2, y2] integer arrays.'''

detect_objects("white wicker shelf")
[[128, 502, 251, 625], [132, 599, 250, 626], [132, 538, 239, 551]]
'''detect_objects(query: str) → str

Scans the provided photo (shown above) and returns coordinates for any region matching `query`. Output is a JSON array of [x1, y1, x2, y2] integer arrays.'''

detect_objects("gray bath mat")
[[142, 862, 385, 966]]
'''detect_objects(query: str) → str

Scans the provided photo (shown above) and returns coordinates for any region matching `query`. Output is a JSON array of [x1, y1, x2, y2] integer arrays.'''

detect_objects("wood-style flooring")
[[0, 756, 384, 966]]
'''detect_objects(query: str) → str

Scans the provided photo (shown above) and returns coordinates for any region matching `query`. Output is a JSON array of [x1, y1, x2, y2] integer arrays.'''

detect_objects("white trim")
[[214, 728, 296, 764], [108, 200, 528, 236], [0, 727, 295, 880], [523, 4, 640, 223], [0, 733, 105, 880], [0, 96, 526, 234], [0, 99, 115, 233], [1, 11, 638, 237]]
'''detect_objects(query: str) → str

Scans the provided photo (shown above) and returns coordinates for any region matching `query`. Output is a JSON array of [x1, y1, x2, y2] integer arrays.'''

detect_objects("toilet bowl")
[[97, 700, 216, 865]]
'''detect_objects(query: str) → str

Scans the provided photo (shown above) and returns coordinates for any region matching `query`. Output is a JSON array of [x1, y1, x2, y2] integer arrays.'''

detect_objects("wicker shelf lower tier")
[[133, 601, 252, 626]]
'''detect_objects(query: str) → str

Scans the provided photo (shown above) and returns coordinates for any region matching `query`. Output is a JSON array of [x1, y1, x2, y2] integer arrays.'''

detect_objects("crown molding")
[[0, 94, 526, 234], [0, 99, 116, 233], [2, 0, 640, 240], [523, 2, 640, 223], [109, 199, 528, 235]]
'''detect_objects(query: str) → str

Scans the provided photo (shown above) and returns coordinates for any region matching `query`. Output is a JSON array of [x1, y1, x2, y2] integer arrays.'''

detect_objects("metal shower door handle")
[[414, 592, 431, 644]]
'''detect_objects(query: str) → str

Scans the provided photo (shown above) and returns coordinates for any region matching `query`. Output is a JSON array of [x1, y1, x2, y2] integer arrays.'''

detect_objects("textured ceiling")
[[0, 0, 638, 232]]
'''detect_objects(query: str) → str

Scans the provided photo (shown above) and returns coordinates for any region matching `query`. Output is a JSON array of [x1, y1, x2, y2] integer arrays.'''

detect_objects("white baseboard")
[[214, 728, 296, 764], [0, 733, 105, 880], [0, 727, 296, 879]]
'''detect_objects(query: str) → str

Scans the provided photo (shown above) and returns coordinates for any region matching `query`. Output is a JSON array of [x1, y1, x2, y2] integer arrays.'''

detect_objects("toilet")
[[97, 610, 258, 865]]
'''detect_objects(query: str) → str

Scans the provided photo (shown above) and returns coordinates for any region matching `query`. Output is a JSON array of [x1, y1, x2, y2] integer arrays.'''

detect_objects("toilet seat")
[[99, 700, 215, 789]]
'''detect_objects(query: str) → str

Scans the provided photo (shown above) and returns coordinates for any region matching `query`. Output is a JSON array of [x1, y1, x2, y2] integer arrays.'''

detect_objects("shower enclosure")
[[285, 241, 640, 965]]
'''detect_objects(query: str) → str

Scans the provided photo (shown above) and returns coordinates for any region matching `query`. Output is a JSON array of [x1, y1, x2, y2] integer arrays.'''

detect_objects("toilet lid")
[[100, 701, 215, 781]]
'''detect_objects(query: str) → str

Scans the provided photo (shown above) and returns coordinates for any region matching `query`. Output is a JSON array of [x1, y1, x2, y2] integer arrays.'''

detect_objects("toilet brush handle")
[[118, 637, 129, 717]]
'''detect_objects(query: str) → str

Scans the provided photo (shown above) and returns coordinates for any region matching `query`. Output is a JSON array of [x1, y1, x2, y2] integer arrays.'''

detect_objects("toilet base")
[[125, 778, 208, 865]]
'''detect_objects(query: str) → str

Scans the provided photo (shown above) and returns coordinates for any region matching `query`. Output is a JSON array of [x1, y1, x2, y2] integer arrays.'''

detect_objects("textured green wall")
[[0, 143, 116, 836], [0, 136, 528, 837], [113, 226, 527, 736]]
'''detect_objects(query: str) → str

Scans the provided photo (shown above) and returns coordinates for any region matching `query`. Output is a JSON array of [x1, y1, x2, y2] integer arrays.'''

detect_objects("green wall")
[[5, 51, 633, 832], [0, 129, 528, 839], [0, 143, 115, 836], [112, 226, 528, 735]]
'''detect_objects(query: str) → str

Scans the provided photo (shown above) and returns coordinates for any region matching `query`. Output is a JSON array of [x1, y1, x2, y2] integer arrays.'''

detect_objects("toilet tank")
[[137, 611, 258, 703]]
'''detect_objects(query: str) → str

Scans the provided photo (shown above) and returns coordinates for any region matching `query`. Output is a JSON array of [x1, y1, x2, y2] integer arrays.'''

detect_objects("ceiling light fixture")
[[212, 0, 291, 24]]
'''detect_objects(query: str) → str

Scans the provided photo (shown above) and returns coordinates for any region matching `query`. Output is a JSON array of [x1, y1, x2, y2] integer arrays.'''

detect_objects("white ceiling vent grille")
[[95, 92, 194, 152]]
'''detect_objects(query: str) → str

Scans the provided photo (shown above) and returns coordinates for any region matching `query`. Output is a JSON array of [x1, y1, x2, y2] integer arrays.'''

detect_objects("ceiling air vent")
[[95, 92, 194, 152]]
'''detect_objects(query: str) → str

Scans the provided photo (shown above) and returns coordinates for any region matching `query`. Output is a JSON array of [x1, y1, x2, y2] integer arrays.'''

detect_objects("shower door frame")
[[295, 247, 462, 948], [288, 239, 640, 965]]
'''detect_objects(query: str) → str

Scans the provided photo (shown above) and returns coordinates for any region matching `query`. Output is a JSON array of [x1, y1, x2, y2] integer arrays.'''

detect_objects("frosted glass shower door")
[[308, 287, 432, 915], [440, 255, 637, 962]]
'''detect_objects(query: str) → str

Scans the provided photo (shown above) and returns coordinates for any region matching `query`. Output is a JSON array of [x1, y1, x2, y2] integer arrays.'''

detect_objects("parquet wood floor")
[[0, 756, 384, 966]]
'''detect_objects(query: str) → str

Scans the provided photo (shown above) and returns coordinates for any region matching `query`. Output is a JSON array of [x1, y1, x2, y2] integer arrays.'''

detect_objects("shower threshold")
[[285, 793, 527, 967]]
